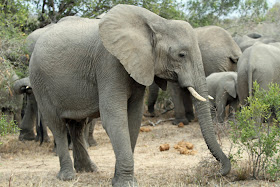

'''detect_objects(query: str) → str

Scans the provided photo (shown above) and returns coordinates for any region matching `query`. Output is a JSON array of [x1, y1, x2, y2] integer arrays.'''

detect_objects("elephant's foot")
[[88, 137, 97, 147], [57, 168, 75, 181], [112, 176, 138, 187], [185, 112, 195, 122], [19, 130, 36, 141], [74, 160, 98, 173], [172, 118, 189, 125]]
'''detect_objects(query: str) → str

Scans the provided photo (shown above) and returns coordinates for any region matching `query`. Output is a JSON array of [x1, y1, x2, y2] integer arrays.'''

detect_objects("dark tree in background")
[[186, 0, 269, 27], [30, 0, 185, 27]]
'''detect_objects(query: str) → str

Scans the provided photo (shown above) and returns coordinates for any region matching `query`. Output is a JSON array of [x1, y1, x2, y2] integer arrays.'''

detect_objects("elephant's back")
[[30, 17, 101, 78]]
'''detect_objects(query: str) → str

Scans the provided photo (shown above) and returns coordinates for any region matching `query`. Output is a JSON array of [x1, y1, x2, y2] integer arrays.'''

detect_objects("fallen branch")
[[141, 118, 175, 127]]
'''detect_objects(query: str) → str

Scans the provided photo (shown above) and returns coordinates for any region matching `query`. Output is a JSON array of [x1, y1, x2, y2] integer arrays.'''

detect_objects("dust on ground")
[[0, 112, 279, 186]]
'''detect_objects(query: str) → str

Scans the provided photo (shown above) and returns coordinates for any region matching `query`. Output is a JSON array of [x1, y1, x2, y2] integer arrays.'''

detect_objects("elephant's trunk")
[[180, 43, 231, 175], [13, 77, 31, 95]]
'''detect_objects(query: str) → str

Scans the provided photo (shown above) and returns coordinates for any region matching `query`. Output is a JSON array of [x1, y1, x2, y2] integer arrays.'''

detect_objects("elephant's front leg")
[[127, 86, 145, 152], [99, 92, 137, 187], [67, 119, 97, 172], [216, 96, 228, 124], [169, 82, 190, 125], [146, 81, 159, 117]]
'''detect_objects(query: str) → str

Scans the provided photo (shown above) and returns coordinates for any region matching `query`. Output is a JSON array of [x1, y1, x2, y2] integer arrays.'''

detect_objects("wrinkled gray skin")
[[29, 5, 230, 186], [147, 26, 242, 125], [0, 71, 23, 125], [21, 20, 98, 145], [237, 42, 280, 105], [234, 33, 278, 52], [14, 77, 97, 146], [206, 72, 239, 123], [25, 24, 54, 57]]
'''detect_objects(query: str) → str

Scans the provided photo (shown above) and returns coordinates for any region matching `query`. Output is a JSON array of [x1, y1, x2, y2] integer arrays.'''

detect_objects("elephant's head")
[[195, 26, 242, 76], [13, 77, 33, 95], [99, 4, 230, 175]]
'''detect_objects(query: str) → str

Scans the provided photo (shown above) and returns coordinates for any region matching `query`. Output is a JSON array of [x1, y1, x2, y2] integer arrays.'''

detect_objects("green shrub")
[[230, 82, 280, 180], [0, 114, 20, 145]]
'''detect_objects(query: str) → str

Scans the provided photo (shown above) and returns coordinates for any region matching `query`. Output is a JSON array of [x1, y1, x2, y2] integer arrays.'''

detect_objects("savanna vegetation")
[[1, 0, 280, 185]]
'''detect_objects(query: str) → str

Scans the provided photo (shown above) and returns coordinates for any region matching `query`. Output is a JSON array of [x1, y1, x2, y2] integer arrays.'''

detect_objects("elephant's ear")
[[154, 76, 167, 91], [99, 4, 164, 86], [224, 80, 237, 98]]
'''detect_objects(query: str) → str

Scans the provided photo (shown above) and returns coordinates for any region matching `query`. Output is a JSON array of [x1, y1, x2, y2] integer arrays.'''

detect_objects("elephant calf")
[[206, 72, 239, 123]]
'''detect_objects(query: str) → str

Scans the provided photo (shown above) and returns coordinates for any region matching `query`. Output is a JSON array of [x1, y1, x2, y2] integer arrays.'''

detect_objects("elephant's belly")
[[50, 84, 100, 120], [59, 97, 100, 120]]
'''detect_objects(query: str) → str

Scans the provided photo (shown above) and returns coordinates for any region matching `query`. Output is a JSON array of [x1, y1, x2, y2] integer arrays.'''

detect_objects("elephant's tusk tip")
[[208, 95, 214, 100], [187, 87, 207, 102]]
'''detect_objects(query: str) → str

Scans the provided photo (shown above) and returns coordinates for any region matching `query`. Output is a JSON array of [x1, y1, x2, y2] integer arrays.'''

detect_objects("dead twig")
[[141, 118, 175, 126]]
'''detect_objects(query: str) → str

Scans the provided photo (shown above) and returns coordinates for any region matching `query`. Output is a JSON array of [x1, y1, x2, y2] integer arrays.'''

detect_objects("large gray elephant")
[[237, 42, 280, 105], [29, 5, 230, 186], [0, 65, 23, 125], [147, 25, 242, 125], [206, 72, 239, 123]]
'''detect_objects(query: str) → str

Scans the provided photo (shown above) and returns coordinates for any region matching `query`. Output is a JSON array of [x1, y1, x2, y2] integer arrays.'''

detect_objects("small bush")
[[0, 114, 20, 145], [230, 82, 280, 180]]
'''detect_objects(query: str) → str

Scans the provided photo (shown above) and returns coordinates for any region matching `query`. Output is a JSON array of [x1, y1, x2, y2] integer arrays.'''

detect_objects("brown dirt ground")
[[0, 111, 279, 187]]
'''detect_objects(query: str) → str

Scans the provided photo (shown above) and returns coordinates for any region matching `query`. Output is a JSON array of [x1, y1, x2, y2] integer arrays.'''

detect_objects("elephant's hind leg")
[[88, 120, 97, 147], [67, 119, 97, 173], [46, 118, 75, 180]]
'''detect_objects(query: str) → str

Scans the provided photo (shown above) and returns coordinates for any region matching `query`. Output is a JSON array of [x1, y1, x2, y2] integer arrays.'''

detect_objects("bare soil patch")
[[0, 112, 279, 186]]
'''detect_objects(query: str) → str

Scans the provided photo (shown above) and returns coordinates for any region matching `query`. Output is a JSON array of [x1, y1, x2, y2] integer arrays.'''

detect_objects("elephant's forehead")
[[165, 20, 194, 37]]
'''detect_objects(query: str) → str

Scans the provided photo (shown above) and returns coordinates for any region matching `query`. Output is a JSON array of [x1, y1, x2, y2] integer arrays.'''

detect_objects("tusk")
[[208, 95, 214, 100], [187, 87, 206, 102]]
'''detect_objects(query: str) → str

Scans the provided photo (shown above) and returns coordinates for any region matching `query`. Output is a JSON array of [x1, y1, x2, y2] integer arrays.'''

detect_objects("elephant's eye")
[[178, 51, 186, 58]]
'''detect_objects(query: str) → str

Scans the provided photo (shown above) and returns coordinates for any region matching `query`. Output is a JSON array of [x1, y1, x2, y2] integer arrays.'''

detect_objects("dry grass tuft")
[[0, 135, 54, 158]]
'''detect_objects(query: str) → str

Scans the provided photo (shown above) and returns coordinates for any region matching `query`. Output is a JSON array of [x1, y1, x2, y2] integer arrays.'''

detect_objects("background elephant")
[[13, 77, 50, 142], [14, 77, 98, 147], [147, 25, 242, 125], [237, 42, 280, 105], [234, 33, 278, 52], [206, 72, 238, 123], [29, 5, 230, 186], [0, 64, 23, 125]]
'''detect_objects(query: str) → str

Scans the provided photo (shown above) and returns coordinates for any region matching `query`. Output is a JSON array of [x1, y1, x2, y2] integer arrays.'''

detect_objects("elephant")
[[0, 65, 23, 125], [29, 5, 230, 186], [206, 72, 239, 123], [237, 42, 280, 105], [234, 33, 278, 52], [13, 77, 50, 142], [147, 25, 242, 125]]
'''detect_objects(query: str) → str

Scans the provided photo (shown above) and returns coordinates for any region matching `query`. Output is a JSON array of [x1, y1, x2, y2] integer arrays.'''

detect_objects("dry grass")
[[0, 114, 279, 186]]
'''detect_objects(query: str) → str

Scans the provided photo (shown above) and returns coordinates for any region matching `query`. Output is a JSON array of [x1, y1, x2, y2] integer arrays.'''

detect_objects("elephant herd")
[[3, 4, 280, 187], [146, 26, 280, 125]]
